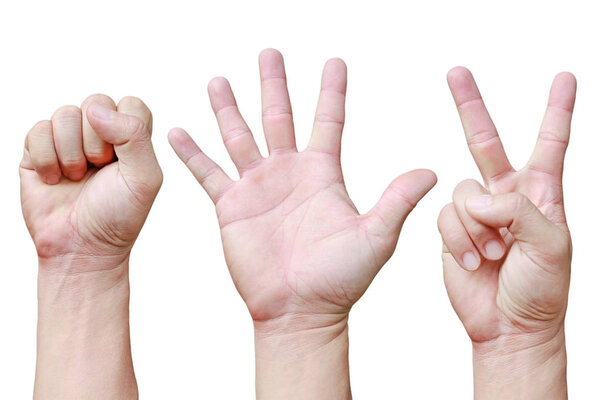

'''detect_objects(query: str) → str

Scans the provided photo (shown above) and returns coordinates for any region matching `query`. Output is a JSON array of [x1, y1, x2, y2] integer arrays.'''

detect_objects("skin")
[[169, 48, 437, 399], [438, 67, 576, 399], [20, 95, 162, 400]]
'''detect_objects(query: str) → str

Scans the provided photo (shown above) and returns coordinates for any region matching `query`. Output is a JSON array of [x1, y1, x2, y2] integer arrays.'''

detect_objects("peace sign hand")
[[438, 68, 575, 399]]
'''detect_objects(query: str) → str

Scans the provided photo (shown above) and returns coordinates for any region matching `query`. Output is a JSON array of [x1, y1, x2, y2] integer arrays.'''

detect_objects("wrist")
[[35, 255, 137, 399], [254, 312, 349, 353], [38, 254, 130, 304], [254, 313, 351, 400], [472, 326, 567, 400]]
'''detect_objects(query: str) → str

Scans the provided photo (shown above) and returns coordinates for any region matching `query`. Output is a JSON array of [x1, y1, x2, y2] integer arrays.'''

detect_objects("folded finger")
[[26, 120, 61, 184], [438, 203, 481, 271], [81, 94, 116, 166], [452, 179, 506, 261], [51, 105, 86, 181]]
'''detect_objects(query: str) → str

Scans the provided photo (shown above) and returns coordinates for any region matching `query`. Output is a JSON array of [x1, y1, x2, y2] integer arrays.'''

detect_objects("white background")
[[1, 0, 598, 398]]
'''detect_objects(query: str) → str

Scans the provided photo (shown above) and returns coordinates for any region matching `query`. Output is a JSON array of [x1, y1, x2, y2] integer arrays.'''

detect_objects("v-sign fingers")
[[447, 67, 514, 185]]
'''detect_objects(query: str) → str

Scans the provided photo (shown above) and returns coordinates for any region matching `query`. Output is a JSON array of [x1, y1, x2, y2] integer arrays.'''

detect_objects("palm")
[[442, 68, 575, 343], [170, 50, 436, 322], [217, 151, 387, 320]]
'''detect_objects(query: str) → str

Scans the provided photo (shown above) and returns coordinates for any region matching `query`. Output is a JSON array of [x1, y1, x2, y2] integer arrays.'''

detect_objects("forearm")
[[254, 314, 351, 400], [35, 256, 137, 400], [473, 327, 567, 400]]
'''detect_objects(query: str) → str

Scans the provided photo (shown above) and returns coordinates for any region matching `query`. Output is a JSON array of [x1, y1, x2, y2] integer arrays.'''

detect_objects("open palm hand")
[[170, 49, 436, 324]]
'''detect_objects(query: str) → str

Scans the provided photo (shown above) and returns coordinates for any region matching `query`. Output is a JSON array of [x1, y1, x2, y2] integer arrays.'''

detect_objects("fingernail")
[[462, 251, 480, 271], [485, 240, 504, 260], [89, 104, 114, 121], [466, 195, 492, 210]]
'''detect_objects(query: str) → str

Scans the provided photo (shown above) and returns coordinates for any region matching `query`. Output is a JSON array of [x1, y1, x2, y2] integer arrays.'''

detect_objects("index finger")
[[447, 67, 514, 184]]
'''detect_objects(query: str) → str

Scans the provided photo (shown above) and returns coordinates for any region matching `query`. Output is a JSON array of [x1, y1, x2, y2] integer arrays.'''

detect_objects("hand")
[[169, 49, 436, 327], [438, 67, 575, 399], [20, 95, 162, 400], [169, 49, 436, 399], [20, 95, 162, 269]]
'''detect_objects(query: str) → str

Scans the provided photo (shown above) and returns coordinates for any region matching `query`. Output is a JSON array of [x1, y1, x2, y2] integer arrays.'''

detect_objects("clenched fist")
[[20, 95, 162, 269]]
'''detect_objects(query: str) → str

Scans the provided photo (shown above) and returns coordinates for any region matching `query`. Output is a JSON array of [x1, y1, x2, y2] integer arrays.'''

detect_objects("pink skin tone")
[[20, 95, 162, 400], [438, 67, 575, 399], [169, 49, 436, 399]]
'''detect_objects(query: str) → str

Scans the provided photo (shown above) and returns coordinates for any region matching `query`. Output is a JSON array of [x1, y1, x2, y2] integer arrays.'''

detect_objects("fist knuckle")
[[27, 121, 52, 146], [454, 178, 479, 195], [119, 96, 151, 118], [52, 105, 80, 122], [31, 120, 51, 133], [82, 94, 114, 108], [119, 96, 145, 108]]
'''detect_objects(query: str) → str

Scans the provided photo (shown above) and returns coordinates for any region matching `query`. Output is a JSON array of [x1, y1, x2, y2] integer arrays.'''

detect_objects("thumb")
[[86, 102, 162, 193], [367, 169, 437, 237], [465, 192, 567, 250]]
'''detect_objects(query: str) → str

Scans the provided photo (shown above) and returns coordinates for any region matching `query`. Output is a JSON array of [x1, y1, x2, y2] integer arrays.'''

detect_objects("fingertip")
[[554, 71, 577, 86], [484, 240, 505, 261], [323, 57, 347, 77], [413, 168, 438, 188], [168, 127, 201, 161], [446, 66, 472, 84], [446, 66, 483, 107], [63, 166, 87, 182], [207, 77, 236, 113], [43, 172, 61, 185], [167, 127, 189, 146], [388, 169, 438, 207], [259, 48, 283, 63], [549, 72, 577, 111], [207, 76, 230, 94], [325, 57, 347, 70], [461, 251, 481, 271], [259, 48, 287, 82], [321, 58, 347, 94]]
